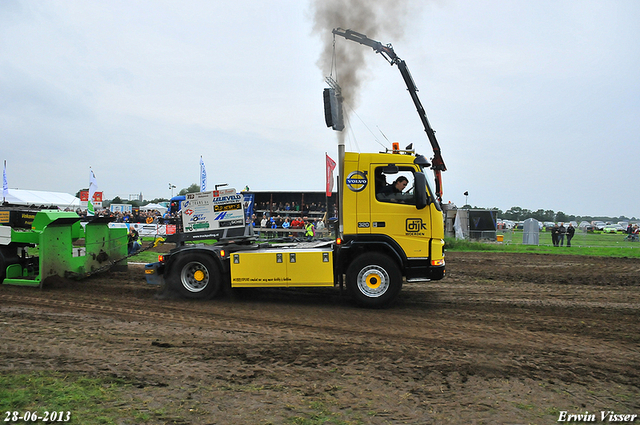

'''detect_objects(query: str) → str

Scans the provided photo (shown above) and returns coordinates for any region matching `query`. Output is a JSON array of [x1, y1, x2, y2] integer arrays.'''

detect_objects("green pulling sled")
[[0, 208, 128, 287]]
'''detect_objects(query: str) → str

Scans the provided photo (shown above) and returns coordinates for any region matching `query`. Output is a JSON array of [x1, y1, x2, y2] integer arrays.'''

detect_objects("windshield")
[[416, 165, 441, 211]]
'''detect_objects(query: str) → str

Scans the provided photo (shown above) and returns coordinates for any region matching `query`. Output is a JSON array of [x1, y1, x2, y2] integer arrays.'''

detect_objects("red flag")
[[326, 154, 336, 197]]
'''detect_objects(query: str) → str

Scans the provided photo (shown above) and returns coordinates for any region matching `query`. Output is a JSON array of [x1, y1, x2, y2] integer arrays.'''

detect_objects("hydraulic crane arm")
[[332, 28, 446, 202]]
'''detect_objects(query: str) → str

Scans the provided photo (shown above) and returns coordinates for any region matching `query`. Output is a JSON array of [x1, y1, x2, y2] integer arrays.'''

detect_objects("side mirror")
[[415, 173, 428, 209]]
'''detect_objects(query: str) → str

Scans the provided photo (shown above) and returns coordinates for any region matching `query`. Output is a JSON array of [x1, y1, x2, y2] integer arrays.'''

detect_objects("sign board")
[[79, 190, 103, 202], [0, 209, 37, 229], [110, 204, 133, 213], [107, 222, 176, 237], [80, 190, 103, 209], [181, 189, 245, 234]]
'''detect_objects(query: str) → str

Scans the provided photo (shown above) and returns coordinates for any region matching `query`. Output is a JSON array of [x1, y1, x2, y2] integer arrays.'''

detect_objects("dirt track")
[[1, 251, 639, 424]]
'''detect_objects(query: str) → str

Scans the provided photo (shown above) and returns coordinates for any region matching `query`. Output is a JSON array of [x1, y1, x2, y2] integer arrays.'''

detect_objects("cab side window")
[[375, 167, 416, 205]]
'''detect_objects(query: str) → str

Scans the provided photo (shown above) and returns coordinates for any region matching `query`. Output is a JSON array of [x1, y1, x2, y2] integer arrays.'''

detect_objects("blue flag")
[[200, 156, 207, 192], [3, 160, 8, 201]]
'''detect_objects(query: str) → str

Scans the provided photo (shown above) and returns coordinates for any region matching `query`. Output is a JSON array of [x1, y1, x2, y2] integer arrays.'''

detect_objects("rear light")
[[158, 255, 165, 263], [219, 249, 226, 258], [336, 237, 342, 245], [431, 259, 445, 266]]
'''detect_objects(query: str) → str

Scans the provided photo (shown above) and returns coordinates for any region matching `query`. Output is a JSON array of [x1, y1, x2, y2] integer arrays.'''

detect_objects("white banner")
[[181, 189, 245, 234], [108, 222, 176, 237]]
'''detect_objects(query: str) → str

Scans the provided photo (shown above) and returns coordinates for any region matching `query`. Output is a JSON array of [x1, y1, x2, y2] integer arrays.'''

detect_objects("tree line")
[[461, 205, 637, 223]]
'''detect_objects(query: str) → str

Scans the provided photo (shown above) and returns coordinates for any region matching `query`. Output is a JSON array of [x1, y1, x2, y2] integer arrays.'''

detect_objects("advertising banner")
[[79, 190, 103, 202], [80, 190, 103, 209], [108, 223, 175, 237], [181, 189, 245, 234], [110, 204, 133, 213]]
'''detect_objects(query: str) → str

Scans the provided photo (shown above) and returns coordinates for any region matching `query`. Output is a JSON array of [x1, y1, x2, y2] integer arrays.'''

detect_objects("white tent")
[[3, 189, 80, 209], [140, 203, 168, 213]]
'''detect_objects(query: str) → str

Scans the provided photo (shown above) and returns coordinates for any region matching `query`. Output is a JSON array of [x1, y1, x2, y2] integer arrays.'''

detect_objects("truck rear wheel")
[[346, 253, 402, 308], [171, 253, 221, 299]]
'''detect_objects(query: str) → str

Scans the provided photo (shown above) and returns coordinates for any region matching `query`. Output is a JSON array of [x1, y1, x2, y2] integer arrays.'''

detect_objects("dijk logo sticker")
[[406, 218, 427, 234]]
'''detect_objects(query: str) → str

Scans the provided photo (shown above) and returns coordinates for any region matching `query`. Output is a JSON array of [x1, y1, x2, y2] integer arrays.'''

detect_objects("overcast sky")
[[2, 1, 639, 218]]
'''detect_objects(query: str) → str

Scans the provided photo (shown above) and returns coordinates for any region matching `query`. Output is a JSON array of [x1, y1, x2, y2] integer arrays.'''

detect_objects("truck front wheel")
[[346, 253, 402, 308], [171, 253, 221, 299]]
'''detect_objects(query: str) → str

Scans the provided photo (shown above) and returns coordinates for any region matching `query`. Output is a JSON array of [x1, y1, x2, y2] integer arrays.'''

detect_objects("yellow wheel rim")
[[357, 265, 390, 298], [193, 270, 205, 281], [366, 274, 382, 289]]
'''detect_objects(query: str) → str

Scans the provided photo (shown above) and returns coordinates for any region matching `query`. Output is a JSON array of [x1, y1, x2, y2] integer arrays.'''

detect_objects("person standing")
[[305, 220, 315, 242], [128, 226, 140, 255], [558, 223, 566, 246], [551, 223, 559, 247], [566, 223, 575, 247]]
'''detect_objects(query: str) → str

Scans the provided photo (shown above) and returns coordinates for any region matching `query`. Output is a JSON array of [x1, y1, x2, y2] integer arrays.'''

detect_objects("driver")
[[378, 176, 409, 201]]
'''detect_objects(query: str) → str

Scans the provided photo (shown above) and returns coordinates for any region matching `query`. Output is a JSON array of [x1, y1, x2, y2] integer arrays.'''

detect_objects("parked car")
[[497, 219, 515, 230], [544, 222, 555, 231], [579, 221, 595, 232], [593, 221, 606, 231], [603, 224, 624, 233]]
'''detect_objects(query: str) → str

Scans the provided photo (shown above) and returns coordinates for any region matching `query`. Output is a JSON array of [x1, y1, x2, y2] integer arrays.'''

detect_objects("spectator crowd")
[[62, 201, 336, 241], [69, 207, 175, 224], [250, 201, 337, 240]]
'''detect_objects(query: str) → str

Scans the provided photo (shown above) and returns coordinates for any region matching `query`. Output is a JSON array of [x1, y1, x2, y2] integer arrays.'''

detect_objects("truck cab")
[[340, 150, 445, 289]]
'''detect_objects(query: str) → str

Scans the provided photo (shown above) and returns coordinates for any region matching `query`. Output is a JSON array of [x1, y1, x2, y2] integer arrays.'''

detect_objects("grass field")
[[446, 229, 640, 258], [0, 372, 152, 425]]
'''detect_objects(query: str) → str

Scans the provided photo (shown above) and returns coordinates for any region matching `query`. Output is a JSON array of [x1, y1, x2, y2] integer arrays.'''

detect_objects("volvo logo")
[[346, 171, 368, 192]]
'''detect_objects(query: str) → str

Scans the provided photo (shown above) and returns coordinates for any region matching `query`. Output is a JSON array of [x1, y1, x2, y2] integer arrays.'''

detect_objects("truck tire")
[[171, 253, 221, 300], [346, 253, 402, 308]]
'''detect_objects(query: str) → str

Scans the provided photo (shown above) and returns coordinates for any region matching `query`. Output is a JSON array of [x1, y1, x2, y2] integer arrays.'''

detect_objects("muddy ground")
[[1, 250, 639, 424]]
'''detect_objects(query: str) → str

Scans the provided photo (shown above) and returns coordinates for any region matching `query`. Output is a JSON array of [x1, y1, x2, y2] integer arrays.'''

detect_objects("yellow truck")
[[146, 28, 447, 307], [147, 146, 445, 308]]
